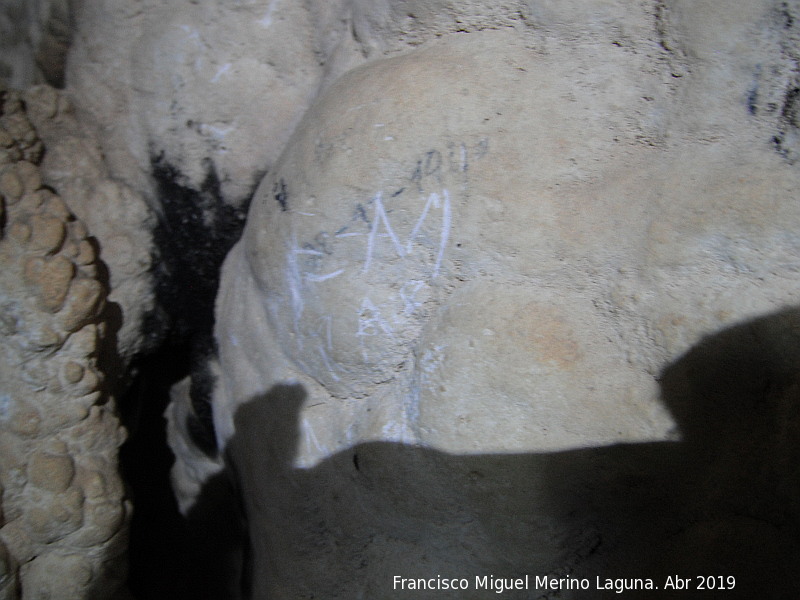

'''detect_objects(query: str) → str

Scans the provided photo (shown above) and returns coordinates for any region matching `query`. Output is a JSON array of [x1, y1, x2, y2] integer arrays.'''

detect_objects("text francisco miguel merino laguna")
[[392, 574, 734, 594]]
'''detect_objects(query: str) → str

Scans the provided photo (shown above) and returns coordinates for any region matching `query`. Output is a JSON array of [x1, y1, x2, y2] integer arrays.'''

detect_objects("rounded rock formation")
[[0, 86, 130, 600], [211, 10, 800, 598]]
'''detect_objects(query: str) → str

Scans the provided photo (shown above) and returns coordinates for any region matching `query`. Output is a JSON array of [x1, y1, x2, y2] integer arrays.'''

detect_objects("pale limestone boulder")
[[165, 371, 225, 517], [212, 9, 800, 597], [215, 24, 696, 457], [65, 0, 355, 208], [64, 0, 542, 209]]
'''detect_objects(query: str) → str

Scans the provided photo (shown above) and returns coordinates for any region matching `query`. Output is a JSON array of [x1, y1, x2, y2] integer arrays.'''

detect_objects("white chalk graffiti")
[[285, 187, 453, 371], [305, 269, 344, 282], [289, 184, 452, 351], [356, 298, 395, 335], [300, 416, 326, 464], [277, 136, 480, 393], [363, 192, 406, 273], [363, 190, 452, 278], [258, 0, 279, 27], [433, 191, 451, 278], [399, 280, 426, 316], [210, 63, 231, 83], [286, 234, 306, 332], [317, 345, 341, 382]]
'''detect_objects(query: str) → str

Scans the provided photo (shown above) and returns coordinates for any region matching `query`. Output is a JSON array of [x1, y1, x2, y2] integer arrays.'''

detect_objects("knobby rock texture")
[[0, 88, 130, 600]]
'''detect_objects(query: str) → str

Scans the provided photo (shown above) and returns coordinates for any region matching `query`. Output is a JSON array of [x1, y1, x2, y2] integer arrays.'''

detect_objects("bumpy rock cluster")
[[0, 88, 129, 599], [22, 84, 157, 369]]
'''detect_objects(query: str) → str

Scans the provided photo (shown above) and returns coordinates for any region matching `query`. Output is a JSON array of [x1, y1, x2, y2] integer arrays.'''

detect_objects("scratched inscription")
[[277, 139, 488, 391]]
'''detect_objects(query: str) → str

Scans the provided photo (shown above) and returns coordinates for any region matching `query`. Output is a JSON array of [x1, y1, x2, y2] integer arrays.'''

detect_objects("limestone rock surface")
[[64, 0, 535, 208], [65, 0, 353, 208], [165, 368, 225, 517], [0, 0, 74, 89], [211, 5, 800, 598], [22, 84, 157, 368], [0, 87, 130, 600], [10, 0, 796, 597]]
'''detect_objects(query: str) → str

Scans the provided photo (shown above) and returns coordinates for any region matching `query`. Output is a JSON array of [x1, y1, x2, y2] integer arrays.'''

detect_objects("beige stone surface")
[[0, 0, 74, 88], [63, 0, 543, 208], [216, 22, 800, 456], [4, 0, 794, 597], [0, 88, 129, 600], [211, 5, 800, 597], [65, 0, 354, 207], [23, 85, 157, 368]]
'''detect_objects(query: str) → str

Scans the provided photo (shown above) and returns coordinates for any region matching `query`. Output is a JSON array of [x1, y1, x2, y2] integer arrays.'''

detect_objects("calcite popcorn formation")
[[0, 89, 129, 599], [21, 84, 157, 369]]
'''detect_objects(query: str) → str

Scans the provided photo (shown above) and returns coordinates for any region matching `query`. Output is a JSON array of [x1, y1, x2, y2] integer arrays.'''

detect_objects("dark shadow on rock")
[[195, 308, 800, 599], [119, 342, 243, 600]]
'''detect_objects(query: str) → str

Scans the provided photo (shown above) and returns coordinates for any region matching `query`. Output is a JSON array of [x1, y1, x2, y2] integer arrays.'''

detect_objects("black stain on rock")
[[746, 67, 761, 116], [149, 153, 247, 341], [141, 152, 249, 451], [780, 87, 800, 129], [273, 178, 289, 212], [410, 149, 443, 191], [772, 86, 800, 162], [781, 1, 795, 29], [763, 2, 800, 163], [424, 149, 442, 177], [355, 203, 370, 224]]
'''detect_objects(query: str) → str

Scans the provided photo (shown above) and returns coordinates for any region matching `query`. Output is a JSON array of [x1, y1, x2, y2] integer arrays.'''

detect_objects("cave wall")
[[0, 0, 75, 89], [1, 1, 800, 599], [212, 9, 800, 597]]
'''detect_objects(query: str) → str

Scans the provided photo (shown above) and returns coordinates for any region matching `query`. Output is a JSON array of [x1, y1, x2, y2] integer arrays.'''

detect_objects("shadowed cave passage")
[[118, 156, 250, 599], [195, 307, 800, 599], [119, 339, 246, 600]]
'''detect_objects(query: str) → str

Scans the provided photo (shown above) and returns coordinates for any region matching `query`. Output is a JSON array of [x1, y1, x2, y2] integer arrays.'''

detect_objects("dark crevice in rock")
[[120, 342, 192, 599], [121, 340, 244, 599], [653, 0, 673, 53], [764, 2, 800, 162], [187, 334, 221, 458], [652, 0, 689, 80], [117, 154, 251, 598], [149, 153, 247, 342]]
